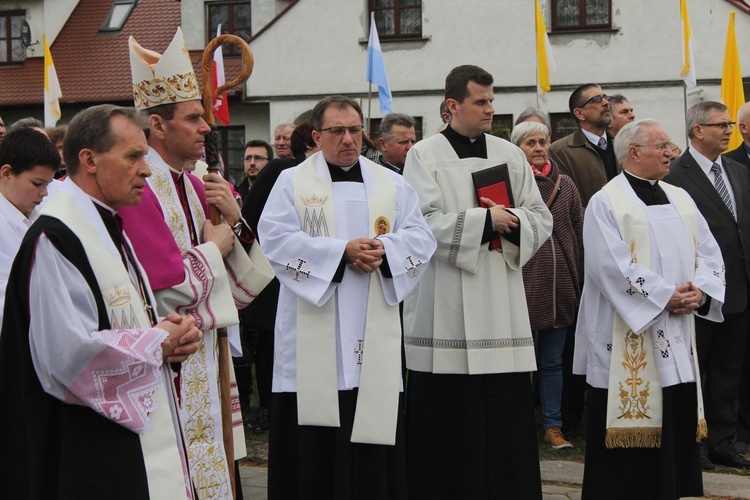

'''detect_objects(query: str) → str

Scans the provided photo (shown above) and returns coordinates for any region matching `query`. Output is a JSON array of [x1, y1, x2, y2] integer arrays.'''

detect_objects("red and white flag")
[[212, 24, 230, 126]]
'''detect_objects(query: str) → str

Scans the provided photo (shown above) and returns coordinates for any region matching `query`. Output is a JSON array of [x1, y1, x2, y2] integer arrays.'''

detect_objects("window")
[[551, 113, 577, 142], [207, 2, 252, 56], [551, 0, 611, 32], [100, 1, 138, 32], [490, 115, 513, 141], [215, 125, 246, 186], [369, 0, 422, 40], [0, 11, 26, 64]]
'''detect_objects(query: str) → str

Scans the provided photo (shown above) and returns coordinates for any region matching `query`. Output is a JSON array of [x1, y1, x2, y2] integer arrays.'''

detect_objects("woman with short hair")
[[511, 121, 584, 449]]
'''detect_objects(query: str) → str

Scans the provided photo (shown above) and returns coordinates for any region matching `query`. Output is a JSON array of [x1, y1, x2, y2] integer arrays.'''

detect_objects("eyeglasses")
[[244, 155, 269, 162], [318, 125, 364, 136], [699, 122, 736, 130], [634, 142, 672, 152], [579, 94, 612, 108]]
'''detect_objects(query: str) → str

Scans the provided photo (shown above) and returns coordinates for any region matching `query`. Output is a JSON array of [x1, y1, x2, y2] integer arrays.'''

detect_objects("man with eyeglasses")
[[550, 83, 621, 207], [577, 119, 725, 499], [664, 100, 750, 470], [258, 95, 436, 498], [236, 139, 272, 200]]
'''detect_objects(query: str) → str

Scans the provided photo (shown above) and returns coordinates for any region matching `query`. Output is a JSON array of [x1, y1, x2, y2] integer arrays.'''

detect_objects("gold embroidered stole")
[[43, 185, 191, 499], [146, 156, 239, 498], [146, 158, 206, 254], [603, 178, 706, 448], [293, 156, 402, 445]]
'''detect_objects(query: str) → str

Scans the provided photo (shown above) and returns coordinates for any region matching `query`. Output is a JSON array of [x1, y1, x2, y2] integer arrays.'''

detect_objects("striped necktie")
[[711, 163, 735, 218]]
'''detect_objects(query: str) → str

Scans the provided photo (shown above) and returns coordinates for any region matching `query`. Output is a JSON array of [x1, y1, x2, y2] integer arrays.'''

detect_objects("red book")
[[472, 164, 514, 250]]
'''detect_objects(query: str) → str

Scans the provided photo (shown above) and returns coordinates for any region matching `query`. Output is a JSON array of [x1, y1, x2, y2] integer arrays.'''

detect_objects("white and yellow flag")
[[680, 0, 697, 89], [43, 35, 63, 128], [535, 0, 557, 99]]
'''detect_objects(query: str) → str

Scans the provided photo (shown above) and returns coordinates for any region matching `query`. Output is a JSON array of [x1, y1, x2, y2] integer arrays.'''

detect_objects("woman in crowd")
[[511, 121, 584, 449], [0, 128, 60, 327]]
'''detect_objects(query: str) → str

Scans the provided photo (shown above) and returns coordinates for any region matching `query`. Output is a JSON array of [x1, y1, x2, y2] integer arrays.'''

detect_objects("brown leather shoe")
[[545, 427, 573, 449]]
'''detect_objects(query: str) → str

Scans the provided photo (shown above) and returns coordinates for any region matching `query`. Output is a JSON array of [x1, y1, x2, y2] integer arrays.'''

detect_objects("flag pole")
[[368, 82, 373, 136], [683, 84, 689, 147], [200, 34, 254, 500]]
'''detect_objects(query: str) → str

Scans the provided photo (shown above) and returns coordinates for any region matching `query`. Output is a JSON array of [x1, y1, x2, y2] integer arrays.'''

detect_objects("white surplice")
[[402, 133, 553, 375], [28, 178, 192, 499], [258, 154, 436, 394], [0, 192, 39, 329], [574, 174, 725, 389]]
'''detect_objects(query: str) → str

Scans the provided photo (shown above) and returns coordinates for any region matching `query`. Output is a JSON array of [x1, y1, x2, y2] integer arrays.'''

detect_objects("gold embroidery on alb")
[[629, 239, 638, 264], [105, 285, 131, 307], [617, 330, 652, 420]]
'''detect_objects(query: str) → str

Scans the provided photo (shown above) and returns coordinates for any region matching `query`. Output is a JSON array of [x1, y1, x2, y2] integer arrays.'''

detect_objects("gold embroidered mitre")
[[129, 27, 200, 109]]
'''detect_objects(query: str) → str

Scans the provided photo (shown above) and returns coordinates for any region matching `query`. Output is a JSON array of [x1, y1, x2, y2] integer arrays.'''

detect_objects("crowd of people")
[[1, 26, 750, 500]]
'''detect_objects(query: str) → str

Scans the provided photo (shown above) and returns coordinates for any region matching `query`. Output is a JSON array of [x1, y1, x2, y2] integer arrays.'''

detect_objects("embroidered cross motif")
[[606, 343, 612, 352], [626, 277, 649, 297], [354, 340, 364, 365], [654, 330, 670, 359], [286, 259, 311, 282], [714, 265, 726, 286], [405, 256, 424, 278]]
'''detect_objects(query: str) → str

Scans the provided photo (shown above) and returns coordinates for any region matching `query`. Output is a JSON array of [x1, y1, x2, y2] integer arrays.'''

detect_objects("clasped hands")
[[345, 237, 384, 274], [481, 197, 519, 234], [158, 313, 203, 363], [666, 281, 704, 316]]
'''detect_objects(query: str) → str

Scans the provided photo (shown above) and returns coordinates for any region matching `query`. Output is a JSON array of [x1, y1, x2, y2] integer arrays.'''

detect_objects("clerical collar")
[[581, 128, 606, 148], [623, 170, 669, 206], [168, 165, 185, 180], [327, 160, 363, 182], [623, 169, 658, 186], [441, 124, 488, 159], [88, 195, 118, 215]]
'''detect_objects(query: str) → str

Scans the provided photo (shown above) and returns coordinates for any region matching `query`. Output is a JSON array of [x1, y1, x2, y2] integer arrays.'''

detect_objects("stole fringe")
[[605, 427, 662, 449], [696, 418, 707, 442]]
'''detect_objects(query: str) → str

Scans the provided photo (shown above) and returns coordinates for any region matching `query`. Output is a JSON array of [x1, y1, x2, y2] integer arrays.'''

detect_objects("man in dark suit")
[[664, 100, 750, 469], [725, 102, 750, 169], [724, 101, 750, 455]]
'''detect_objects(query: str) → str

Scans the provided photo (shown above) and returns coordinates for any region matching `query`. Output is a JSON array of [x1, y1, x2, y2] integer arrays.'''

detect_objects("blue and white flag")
[[367, 13, 393, 115]]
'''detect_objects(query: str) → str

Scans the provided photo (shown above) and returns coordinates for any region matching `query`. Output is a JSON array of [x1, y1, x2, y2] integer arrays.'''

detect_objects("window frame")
[[99, 1, 138, 32], [368, 0, 423, 41], [0, 10, 26, 65], [215, 125, 246, 186], [550, 112, 578, 143], [206, 1, 252, 57], [490, 114, 513, 141], [550, 0, 612, 33]]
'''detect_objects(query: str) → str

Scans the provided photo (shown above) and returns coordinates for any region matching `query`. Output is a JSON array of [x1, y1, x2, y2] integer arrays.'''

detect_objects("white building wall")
[[181, 0, 750, 149]]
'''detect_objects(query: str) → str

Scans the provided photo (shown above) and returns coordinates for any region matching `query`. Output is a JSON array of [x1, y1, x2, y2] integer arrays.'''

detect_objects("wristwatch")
[[232, 220, 244, 235]]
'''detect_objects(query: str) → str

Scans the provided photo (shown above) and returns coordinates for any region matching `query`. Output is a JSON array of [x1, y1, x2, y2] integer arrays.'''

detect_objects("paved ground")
[[239, 460, 750, 499]]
